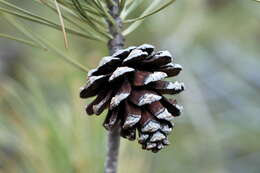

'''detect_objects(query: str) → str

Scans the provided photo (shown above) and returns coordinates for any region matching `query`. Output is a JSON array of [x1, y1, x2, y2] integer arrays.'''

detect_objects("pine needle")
[[121, 0, 142, 19], [0, 33, 44, 49], [4, 15, 48, 50], [54, 0, 69, 49], [123, 0, 176, 23], [5, 16, 89, 72], [122, 0, 161, 36]]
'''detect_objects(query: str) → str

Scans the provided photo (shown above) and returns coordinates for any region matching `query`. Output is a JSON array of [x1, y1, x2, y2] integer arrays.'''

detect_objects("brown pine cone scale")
[[80, 44, 184, 152]]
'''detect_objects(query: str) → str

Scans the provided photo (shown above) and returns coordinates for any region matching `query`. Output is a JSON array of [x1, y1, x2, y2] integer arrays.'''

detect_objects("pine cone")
[[80, 44, 184, 152]]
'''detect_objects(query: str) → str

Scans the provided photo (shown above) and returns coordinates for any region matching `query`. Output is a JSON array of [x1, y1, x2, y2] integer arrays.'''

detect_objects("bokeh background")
[[1, 0, 260, 173]]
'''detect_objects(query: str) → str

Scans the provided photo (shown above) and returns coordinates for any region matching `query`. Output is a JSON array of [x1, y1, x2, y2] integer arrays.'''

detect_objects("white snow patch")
[[89, 75, 105, 84], [167, 81, 185, 90], [110, 93, 130, 109], [87, 69, 97, 77], [173, 63, 183, 69], [146, 143, 157, 149], [150, 131, 166, 142], [123, 114, 141, 129], [138, 44, 154, 50], [161, 125, 172, 134], [156, 109, 174, 121], [123, 49, 148, 63], [141, 120, 161, 133], [138, 93, 162, 106], [93, 96, 108, 114], [164, 63, 182, 69], [98, 56, 119, 67], [144, 72, 167, 85], [109, 67, 134, 81]]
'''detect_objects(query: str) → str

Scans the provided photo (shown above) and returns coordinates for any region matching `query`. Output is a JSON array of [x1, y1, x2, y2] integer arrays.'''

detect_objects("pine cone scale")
[[103, 109, 119, 130], [108, 66, 134, 82], [122, 49, 148, 65], [141, 50, 173, 67], [122, 102, 141, 129], [158, 63, 183, 77], [80, 75, 109, 98], [110, 79, 131, 109], [161, 97, 183, 117], [151, 81, 185, 95], [128, 90, 162, 106]]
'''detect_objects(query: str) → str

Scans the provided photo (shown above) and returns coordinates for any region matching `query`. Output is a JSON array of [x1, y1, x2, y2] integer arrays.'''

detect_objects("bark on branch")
[[105, 1, 124, 173]]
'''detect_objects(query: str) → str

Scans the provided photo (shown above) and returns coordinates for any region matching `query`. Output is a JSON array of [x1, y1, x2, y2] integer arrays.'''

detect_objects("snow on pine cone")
[[80, 44, 185, 153]]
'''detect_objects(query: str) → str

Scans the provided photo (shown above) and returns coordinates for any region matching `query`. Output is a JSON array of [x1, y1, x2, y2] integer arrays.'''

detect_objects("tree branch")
[[105, 1, 124, 173], [107, 0, 124, 55], [105, 126, 121, 173]]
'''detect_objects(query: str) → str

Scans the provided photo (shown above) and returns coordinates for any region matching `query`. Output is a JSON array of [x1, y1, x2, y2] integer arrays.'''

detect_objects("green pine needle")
[[5, 16, 89, 73], [121, 0, 142, 19], [0, 0, 177, 72], [123, 0, 176, 23], [0, 7, 102, 41], [0, 33, 45, 50], [122, 0, 162, 36]]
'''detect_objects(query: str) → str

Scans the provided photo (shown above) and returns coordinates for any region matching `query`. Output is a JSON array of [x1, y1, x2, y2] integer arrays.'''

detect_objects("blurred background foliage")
[[0, 0, 260, 173]]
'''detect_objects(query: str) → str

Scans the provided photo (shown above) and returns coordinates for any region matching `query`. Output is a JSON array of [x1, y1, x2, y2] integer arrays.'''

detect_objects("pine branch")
[[105, 1, 124, 173], [105, 126, 121, 173]]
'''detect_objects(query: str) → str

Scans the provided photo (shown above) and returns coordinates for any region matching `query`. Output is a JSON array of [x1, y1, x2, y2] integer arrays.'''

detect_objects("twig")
[[105, 126, 121, 173], [107, 0, 124, 55], [105, 0, 124, 173]]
